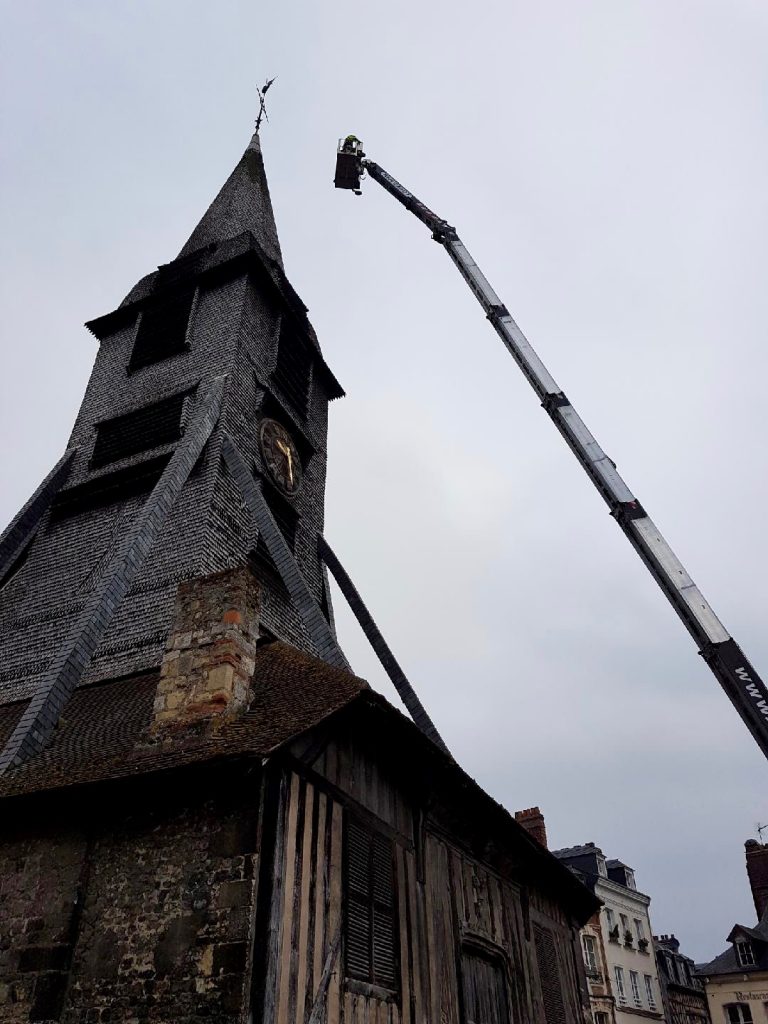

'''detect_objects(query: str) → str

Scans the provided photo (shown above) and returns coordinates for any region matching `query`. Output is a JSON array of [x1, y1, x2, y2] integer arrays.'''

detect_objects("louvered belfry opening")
[[51, 454, 172, 521], [92, 392, 187, 468], [129, 286, 195, 371], [344, 816, 398, 991], [534, 924, 567, 1024], [272, 318, 312, 419]]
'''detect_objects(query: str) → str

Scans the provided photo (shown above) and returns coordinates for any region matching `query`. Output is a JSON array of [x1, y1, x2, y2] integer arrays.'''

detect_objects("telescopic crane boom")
[[334, 137, 768, 761]]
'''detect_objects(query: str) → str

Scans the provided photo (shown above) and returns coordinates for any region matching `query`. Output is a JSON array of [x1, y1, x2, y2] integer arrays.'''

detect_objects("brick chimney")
[[745, 839, 768, 919], [150, 567, 259, 735], [514, 806, 548, 848]]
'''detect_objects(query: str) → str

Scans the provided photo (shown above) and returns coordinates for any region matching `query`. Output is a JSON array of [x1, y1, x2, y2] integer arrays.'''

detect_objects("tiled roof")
[[0, 638, 600, 924], [0, 641, 365, 800]]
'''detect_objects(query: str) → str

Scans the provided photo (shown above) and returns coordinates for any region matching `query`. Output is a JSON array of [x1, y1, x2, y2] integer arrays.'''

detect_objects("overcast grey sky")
[[1, 0, 766, 960]]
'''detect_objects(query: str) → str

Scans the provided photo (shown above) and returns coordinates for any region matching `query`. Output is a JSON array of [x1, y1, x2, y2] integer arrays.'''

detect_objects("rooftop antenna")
[[255, 77, 276, 132], [758, 823, 768, 842]]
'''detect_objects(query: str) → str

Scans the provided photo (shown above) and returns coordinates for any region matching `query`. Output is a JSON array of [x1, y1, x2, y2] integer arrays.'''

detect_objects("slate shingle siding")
[[0, 252, 337, 704]]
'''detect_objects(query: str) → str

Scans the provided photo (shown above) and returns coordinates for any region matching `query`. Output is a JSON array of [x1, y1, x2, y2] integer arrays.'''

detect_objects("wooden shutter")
[[346, 819, 373, 981], [344, 817, 398, 990], [371, 832, 397, 988], [534, 924, 566, 1024]]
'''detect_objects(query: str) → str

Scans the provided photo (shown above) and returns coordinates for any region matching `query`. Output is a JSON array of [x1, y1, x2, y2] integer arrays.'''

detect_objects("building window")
[[582, 934, 598, 974], [620, 914, 633, 945], [644, 975, 656, 1009], [92, 391, 187, 468], [625, 869, 636, 890], [735, 941, 756, 967], [634, 919, 645, 943], [725, 1005, 753, 1024], [629, 970, 641, 1007], [605, 908, 616, 934], [129, 287, 195, 371], [596, 855, 607, 877], [595, 1014, 609, 1024], [614, 966, 627, 1004], [344, 816, 397, 991]]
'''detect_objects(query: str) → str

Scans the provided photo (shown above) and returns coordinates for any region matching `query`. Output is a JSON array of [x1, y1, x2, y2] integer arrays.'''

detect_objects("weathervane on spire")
[[255, 77, 276, 131]]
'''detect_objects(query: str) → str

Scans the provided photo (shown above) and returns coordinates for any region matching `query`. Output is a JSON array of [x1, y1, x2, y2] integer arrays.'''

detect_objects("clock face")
[[259, 418, 302, 496]]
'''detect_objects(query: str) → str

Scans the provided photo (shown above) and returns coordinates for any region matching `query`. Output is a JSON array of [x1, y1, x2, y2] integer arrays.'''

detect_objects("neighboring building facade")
[[697, 840, 768, 1024], [554, 844, 665, 1024], [654, 934, 711, 1024], [0, 129, 599, 1023]]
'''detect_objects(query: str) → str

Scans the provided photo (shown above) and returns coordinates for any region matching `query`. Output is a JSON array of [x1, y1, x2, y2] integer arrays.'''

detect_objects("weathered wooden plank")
[[488, 873, 503, 945], [449, 847, 466, 929], [395, 844, 411, 1024], [404, 849, 423, 1021], [276, 773, 301, 1021], [312, 791, 328, 996], [327, 799, 344, 1023], [325, 738, 338, 786], [295, 782, 316, 1024], [423, 834, 441, 1023], [434, 839, 459, 1024], [307, 927, 341, 1024]]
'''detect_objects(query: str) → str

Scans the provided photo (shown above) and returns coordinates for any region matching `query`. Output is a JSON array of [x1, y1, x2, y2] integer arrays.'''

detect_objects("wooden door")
[[461, 949, 510, 1024]]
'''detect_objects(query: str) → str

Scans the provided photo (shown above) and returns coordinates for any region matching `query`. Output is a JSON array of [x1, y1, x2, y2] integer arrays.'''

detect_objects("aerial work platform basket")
[[334, 136, 365, 193]]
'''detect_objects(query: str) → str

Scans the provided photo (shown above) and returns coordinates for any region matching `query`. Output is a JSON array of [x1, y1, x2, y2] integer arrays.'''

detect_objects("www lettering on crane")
[[743, 681, 768, 717]]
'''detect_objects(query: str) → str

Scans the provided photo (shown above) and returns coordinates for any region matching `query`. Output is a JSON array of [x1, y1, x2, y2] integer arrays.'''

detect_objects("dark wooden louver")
[[534, 924, 567, 1024], [129, 287, 195, 371], [92, 393, 187, 469], [344, 817, 398, 990], [51, 455, 172, 520], [272, 320, 312, 419]]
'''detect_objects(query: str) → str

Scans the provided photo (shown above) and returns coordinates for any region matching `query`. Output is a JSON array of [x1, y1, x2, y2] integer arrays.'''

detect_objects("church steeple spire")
[[0, 127, 342, 768], [178, 131, 283, 268]]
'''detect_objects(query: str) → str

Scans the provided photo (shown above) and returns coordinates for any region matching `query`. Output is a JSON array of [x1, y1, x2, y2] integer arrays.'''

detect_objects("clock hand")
[[275, 439, 294, 485]]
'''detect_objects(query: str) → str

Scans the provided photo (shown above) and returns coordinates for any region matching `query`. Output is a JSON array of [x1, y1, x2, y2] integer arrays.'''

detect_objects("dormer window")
[[624, 869, 636, 890], [735, 941, 756, 967], [596, 855, 607, 877]]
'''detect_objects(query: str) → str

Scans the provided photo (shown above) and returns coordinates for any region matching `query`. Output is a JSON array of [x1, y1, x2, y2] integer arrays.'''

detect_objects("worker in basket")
[[342, 134, 361, 153]]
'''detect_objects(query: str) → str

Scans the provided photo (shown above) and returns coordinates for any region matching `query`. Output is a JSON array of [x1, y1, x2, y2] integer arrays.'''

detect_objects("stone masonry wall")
[[151, 567, 259, 733], [0, 769, 260, 1023]]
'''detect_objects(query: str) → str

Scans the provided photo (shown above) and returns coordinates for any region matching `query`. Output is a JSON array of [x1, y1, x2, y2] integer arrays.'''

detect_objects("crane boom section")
[[359, 155, 768, 759]]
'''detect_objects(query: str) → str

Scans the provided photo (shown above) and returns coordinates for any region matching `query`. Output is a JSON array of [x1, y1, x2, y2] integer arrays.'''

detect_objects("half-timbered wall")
[[263, 734, 588, 1024]]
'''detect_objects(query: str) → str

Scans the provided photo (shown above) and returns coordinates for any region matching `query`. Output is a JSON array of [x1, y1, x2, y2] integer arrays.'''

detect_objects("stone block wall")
[[0, 769, 260, 1023]]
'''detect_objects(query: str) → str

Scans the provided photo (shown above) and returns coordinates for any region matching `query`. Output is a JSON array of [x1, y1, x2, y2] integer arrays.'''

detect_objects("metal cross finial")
[[255, 77, 276, 131]]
